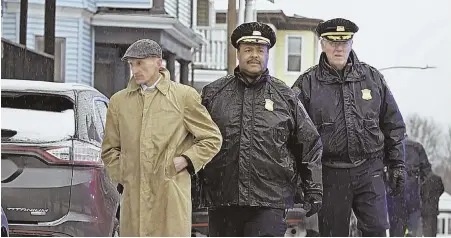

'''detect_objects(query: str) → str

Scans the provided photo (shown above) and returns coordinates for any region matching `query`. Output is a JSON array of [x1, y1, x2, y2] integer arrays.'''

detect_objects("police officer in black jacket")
[[292, 18, 407, 236], [387, 138, 431, 236], [200, 22, 323, 237], [421, 172, 444, 236]]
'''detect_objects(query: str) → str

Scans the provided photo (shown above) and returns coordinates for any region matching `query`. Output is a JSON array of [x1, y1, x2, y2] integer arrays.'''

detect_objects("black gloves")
[[304, 193, 322, 217], [387, 166, 405, 197], [294, 191, 304, 204]]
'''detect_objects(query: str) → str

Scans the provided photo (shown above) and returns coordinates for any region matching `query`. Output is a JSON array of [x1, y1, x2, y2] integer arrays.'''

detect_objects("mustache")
[[247, 59, 261, 64]]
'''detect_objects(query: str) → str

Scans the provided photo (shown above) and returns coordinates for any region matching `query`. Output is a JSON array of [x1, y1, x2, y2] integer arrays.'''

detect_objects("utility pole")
[[244, 0, 256, 22], [238, 0, 245, 25], [227, 0, 237, 74]]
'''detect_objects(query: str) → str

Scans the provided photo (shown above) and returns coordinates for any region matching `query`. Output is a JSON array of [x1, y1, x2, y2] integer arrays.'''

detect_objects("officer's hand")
[[304, 193, 322, 217], [388, 166, 405, 197], [294, 192, 303, 204]]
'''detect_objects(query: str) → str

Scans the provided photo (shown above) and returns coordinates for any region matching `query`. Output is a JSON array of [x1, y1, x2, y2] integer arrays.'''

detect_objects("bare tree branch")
[[406, 114, 442, 163], [444, 126, 451, 165]]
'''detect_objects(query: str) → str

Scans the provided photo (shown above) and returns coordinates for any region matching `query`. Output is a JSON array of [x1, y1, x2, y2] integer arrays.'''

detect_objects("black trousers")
[[319, 159, 389, 237], [387, 193, 407, 237], [208, 206, 287, 237], [387, 190, 422, 237], [422, 215, 438, 237]]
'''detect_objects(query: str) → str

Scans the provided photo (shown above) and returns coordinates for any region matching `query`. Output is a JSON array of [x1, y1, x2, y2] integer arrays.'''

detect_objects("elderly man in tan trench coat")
[[101, 39, 223, 237]]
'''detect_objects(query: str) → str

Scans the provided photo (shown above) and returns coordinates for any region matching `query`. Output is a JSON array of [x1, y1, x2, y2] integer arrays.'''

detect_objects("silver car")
[[1, 79, 120, 236]]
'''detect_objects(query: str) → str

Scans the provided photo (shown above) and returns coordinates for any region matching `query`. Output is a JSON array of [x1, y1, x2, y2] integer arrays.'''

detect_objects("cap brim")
[[121, 55, 145, 61], [235, 38, 272, 49], [121, 55, 161, 61], [323, 35, 353, 42]]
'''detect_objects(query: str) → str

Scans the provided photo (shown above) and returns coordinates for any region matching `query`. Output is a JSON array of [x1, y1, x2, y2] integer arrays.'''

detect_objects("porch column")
[[165, 52, 176, 81], [19, 0, 28, 45], [150, 0, 165, 14], [44, 0, 56, 55], [179, 60, 190, 85]]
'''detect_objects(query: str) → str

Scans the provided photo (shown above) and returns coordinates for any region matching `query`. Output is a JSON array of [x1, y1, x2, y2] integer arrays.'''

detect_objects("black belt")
[[322, 159, 367, 169]]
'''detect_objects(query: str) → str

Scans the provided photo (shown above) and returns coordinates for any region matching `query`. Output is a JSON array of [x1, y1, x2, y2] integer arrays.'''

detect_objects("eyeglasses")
[[322, 38, 352, 48]]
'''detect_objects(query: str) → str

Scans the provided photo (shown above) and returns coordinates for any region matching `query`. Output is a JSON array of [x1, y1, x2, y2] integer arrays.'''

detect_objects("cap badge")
[[336, 26, 345, 32], [252, 31, 262, 36]]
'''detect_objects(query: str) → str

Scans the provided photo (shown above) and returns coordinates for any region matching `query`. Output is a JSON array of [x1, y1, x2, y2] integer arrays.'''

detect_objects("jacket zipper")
[[237, 84, 246, 205], [248, 88, 256, 202]]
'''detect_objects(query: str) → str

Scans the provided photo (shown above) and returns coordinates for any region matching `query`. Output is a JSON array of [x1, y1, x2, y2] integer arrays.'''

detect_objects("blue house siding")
[[178, 0, 191, 27], [1, 12, 17, 42], [95, 0, 191, 27], [6, 0, 84, 8], [79, 19, 93, 85], [166, 0, 193, 27], [165, 0, 177, 18], [96, 0, 152, 8], [2, 0, 198, 86], [1, 0, 95, 85], [84, 0, 96, 12], [25, 16, 82, 83]]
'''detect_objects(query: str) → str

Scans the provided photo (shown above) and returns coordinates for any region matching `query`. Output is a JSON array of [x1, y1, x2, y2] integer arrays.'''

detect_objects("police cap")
[[316, 18, 359, 42], [231, 22, 276, 49], [121, 39, 163, 61]]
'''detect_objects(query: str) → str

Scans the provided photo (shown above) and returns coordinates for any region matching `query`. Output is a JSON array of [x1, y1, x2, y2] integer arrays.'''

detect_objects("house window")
[[286, 36, 302, 72], [197, 0, 210, 26], [35, 36, 66, 82]]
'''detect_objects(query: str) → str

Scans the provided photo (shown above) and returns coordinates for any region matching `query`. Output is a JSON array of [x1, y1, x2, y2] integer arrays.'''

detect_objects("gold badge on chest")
[[361, 89, 372, 100], [265, 99, 274, 111]]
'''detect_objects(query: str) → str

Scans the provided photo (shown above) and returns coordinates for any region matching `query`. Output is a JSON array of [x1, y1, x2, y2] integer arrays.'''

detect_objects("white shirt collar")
[[141, 75, 162, 91]]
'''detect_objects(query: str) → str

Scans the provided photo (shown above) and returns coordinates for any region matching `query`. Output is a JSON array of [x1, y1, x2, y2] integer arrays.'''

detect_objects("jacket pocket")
[[164, 147, 177, 178], [272, 126, 290, 167], [362, 119, 384, 153], [119, 154, 123, 183], [315, 122, 336, 154]]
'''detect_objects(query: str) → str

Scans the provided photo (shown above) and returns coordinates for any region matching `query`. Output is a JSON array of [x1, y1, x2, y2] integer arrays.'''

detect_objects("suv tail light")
[[46, 141, 102, 166], [2, 140, 103, 166]]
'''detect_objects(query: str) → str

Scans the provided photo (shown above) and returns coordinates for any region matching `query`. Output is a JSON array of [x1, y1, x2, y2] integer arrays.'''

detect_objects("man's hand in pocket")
[[173, 156, 188, 173]]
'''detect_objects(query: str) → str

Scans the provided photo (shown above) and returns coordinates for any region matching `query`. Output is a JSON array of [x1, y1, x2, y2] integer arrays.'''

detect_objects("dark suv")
[[1, 79, 120, 237]]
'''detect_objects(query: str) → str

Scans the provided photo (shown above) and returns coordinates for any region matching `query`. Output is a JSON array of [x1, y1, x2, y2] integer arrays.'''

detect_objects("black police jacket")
[[200, 67, 323, 209], [405, 139, 431, 179], [421, 173, 444, 216], [292, 51, 406, 168], [403, 139, 432, 211]]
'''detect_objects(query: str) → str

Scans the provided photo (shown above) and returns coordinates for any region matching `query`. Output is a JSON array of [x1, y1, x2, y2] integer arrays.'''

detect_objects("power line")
[[378, 65, 437, 72]]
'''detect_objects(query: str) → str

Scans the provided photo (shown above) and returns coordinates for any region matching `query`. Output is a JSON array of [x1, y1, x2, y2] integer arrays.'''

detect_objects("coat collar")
[[126, 68, 171, 95], [317, 50, 365, 83], [234, 66, 270, 87]]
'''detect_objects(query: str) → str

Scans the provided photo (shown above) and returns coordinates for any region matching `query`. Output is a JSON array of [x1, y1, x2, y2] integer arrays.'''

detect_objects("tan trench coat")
[[101, 68, 222, 237]]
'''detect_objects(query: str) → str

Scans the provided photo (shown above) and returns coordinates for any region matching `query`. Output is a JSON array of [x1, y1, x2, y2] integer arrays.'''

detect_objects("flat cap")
[[316, 18, 359, 42], [231, 22, 276, 49], [121, 39, 163, 61]]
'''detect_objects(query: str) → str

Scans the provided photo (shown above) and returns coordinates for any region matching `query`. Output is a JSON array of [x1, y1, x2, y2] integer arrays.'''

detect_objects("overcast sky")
[[216, 0, 451, 128]]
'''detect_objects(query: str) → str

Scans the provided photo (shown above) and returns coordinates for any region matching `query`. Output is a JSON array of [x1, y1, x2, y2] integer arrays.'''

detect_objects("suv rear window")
[[1, 93, 75, 143]]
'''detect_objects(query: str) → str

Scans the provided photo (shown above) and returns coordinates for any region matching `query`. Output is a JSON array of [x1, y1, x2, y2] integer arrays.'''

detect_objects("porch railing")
[[1, 38, 54, 82], [194, 26, 228, 70]]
